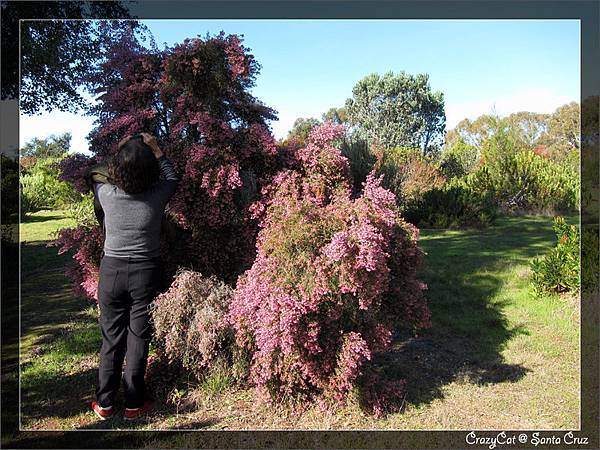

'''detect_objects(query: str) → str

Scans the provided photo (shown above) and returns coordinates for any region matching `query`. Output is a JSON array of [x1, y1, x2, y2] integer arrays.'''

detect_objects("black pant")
[[96, 255, 162, 409]]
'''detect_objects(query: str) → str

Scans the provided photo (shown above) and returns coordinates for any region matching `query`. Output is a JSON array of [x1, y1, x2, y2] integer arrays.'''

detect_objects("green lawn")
[[18, 210, 579, 432]]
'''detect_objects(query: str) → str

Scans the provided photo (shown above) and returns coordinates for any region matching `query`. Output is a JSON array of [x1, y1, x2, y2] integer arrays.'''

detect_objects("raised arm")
[[156, 154, 180, 201], [140, 132, 180, 202]]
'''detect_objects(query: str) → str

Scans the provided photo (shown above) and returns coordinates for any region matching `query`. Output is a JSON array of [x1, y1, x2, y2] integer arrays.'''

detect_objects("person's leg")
[[96, 256, 129, 408], [123, 258, 162, 409]]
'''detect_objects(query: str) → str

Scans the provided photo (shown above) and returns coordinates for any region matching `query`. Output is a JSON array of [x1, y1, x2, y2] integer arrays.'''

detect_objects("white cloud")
[[445, 87, 577, 130], [20, 111, 96, 155]]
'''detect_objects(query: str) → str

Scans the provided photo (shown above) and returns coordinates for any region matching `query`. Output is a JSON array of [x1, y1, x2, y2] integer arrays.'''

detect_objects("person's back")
[[95, 154, 178, 259]]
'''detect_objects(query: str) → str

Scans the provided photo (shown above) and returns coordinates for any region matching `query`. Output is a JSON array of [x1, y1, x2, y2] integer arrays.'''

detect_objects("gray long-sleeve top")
[[94, 155, 179, 259]]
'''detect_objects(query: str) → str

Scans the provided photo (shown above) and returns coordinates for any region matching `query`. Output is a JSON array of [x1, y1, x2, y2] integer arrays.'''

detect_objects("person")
[[89, 132, 179, 421]]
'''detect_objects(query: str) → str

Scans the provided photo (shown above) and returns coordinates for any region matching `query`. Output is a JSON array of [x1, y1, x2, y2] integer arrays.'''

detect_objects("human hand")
[[117, 134, 133, 149], [140, 132, 164, 158]]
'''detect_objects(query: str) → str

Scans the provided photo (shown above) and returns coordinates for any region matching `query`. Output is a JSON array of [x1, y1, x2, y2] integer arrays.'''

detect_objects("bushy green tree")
[[345, 71, 445, 155], [284, 117, 321, 146], [322, 107, 348, 125], [2, 0, 145, 113], [403, 166, 498, 229], [537, 102, 580, 157], [439, 136, 480, 179], [376, 146, 446, 211], [21, 155, 81, 213], [20, 132, 71, 158]]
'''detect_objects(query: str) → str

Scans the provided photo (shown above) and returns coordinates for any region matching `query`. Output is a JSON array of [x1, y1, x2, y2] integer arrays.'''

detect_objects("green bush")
[[403, 166, 498, 228], [484, 150, 579, 213], [530, 216, 580, 294], [20, 155, 81, 213], [376, 146, 446, 211], [1, 154, 19, 224], [439, 138, 479, 179], [66, 192, 97, 227]]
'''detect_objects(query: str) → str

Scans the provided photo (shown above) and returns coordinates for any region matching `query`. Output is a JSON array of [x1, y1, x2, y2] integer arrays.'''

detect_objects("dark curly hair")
[[109, 134, 160, 194]]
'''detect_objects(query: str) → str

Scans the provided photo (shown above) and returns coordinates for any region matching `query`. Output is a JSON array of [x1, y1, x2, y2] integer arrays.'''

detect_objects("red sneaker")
[[123, 400, 153, 420], [91, 401, 115, 420]]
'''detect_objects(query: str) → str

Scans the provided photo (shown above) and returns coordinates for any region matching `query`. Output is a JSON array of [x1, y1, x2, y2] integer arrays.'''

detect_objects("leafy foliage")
[[376, 146, 446, 211], [345, 71, 446, 155], [20, 133, 72, 158], [339, 136, 377, 194], [65, 192, 97, 228], [1, 154, 19, 248], [12, 7, 146, 113], [284, 117, 321, 146], [530, 217, 580, 294], [228, 123, 430, 415], [21, 155, 82, 213], [439, 137, 480, 179], [49, 224, 104, 300], [1, 154, 19, 224], [403, 167, 498, 228], [482, 150, 579, 213]]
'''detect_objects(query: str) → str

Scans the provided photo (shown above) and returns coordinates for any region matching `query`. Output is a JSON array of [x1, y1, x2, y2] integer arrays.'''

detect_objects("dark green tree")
[[345, 71, 446, 155], [322, 106, 348, 125], [284, 117, 321, 145], [1, 1, 146, 114], [20, 132, 71, 158]]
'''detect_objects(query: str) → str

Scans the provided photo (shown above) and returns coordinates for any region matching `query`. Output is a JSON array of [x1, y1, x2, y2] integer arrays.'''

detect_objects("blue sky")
[[20, 19, 580, 154]]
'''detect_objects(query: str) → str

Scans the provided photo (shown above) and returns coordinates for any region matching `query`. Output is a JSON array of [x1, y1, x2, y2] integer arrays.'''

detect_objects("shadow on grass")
[[20, 366, 98, 424], [372, 216, 560, 409], [76, 414, 223, 431], [21, 212, 66, 223]]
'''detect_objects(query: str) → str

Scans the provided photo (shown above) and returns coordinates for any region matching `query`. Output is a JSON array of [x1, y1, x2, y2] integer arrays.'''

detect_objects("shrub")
[[339, 136, 377, 194], [1, 154, 18, 252], [150, 270, 246, 381], [403, 166, 498, 228], [228, 123, 430, 415], [530, 216, 580, 294], [478, 149, 579, 214], [1, 154, 19, 225], [48, 224, 104, 300], [439, 137, 479, 179], [65, 192, 97, 228], [376, 146, 446, 211], [21, 155, 81, 213]]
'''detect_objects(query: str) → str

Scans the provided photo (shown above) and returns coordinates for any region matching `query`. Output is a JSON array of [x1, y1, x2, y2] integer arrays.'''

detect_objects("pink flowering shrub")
[[55, 153, 97, 193], [48, 224, 104, 300], [150, 270, 247, 381], [228, 122, 431, 414], [53, 28, 282, 295]]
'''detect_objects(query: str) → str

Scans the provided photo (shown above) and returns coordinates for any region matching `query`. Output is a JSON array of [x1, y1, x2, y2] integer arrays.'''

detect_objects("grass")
[[16, 209, 580, 433]]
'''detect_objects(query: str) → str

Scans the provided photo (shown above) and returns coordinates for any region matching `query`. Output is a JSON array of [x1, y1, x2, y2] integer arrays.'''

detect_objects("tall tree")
[[54, 30, 280, 299], [284, 117, 321, 145], [322, 107, 348, 125], [1, 1, 144, 114], [537, 101, 580, 155], [20, 133, 71, 158], [445, 114, 499, 149], [345, 71, 446, 155], [505, 111, 549, 150]]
